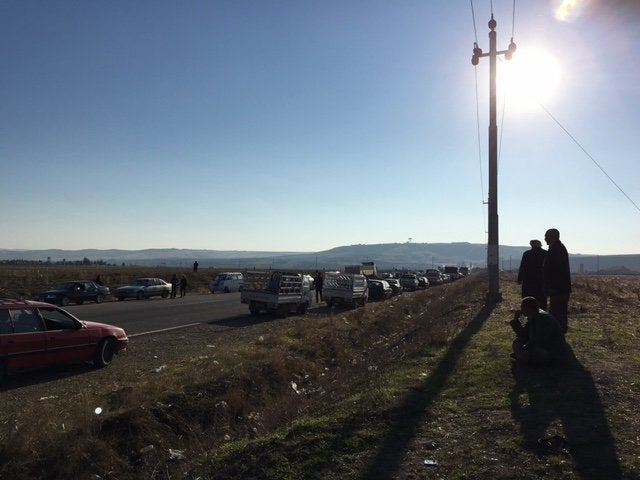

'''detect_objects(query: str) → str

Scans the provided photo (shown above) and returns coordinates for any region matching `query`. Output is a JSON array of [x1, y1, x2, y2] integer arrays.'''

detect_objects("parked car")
[[385, 278, 403, 295], [425, 269, 444, 286], [0, 298, 128, 382], [35, 280, 110, 306], [116, 278, 171, 300], [210, 272, 245, 293], [417, 276, 430, 289], [400, 273, 419, 291], [367, 279, 393, 301]]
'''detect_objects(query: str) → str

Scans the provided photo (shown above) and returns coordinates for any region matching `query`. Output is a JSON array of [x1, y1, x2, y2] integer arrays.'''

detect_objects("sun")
[[499, 47, 562, 110]]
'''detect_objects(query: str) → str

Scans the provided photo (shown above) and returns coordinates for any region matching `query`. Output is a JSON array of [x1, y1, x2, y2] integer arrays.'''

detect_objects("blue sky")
[[1, 1, 639, 255]]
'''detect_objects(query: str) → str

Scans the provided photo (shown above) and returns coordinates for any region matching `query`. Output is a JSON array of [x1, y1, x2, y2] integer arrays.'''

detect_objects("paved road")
[[64, 293, 250, 336]]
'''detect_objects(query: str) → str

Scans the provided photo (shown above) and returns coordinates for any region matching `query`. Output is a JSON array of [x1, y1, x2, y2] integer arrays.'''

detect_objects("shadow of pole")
[[359, 300, 496, 479]]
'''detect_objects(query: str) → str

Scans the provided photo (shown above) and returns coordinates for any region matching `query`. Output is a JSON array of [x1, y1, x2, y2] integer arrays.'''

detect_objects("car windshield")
[[132, 279, 150, 286], [52, 282, 76, 291]]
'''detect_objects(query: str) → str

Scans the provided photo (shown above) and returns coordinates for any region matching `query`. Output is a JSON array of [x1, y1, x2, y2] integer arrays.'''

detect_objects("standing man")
[[314, 270, 324, 303], [517, 239, 547, 310], [179, 275, 188, 298], [543, 228, 571, 333]]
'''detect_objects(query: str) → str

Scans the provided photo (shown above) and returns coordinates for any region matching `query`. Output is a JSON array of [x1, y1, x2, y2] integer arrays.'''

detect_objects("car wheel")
[[60, 296, 70, 307], [249, 302, 260, 315], [117, 297, 125, 301], [76, 299, 84, 305], [136, 291, 145, 300], [224, 287, 230, 293], [94, 338, 115, 368], [161, 291, 169, 299], [96, 294, 104, 304]]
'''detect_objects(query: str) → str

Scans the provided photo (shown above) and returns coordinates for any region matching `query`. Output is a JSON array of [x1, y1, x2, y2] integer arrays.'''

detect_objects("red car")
[[0, 298, 128, 382]]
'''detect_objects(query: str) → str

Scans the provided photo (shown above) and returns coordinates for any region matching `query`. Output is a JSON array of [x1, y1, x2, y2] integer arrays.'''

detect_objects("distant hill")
[[1, 243, 639, 273]]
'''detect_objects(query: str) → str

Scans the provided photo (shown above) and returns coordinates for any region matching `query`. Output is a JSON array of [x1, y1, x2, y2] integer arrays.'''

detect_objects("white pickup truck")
[[323, 272, 368, 308], [241, 271, 313, 316]]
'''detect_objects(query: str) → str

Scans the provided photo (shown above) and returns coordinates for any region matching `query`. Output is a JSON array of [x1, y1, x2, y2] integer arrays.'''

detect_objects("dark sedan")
[[368, 279, 393, 301], [35, 281, 110, 306]]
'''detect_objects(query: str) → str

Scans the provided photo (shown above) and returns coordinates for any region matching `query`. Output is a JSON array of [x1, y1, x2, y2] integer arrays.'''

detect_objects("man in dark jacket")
[[517, 239, 547, 310], [543, 228, 571, 333], [510, 296, 568, 366]]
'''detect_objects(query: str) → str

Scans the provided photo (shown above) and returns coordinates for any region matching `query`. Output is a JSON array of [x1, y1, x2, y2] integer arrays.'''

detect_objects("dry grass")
[[0, 265, 219, 299], [1, 268, 639, 479]]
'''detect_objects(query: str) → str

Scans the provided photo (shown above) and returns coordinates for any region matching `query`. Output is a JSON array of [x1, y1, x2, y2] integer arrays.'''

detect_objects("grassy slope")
[[1, 269, 639, 479], [196, 274, 640, 480]]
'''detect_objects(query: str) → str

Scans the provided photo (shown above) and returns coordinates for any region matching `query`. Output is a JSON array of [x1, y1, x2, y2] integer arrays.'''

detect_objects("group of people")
[[170, 274, 188, 298], [511, 228, 572, 367]]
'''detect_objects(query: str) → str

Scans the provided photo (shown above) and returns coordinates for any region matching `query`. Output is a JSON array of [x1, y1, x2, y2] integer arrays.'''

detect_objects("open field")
[[0, 265, 223, 299], [1, 267, 639, 479]]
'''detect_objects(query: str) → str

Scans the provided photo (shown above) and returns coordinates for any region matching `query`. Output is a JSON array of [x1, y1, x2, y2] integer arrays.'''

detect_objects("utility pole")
[[472, 14, 516, 303]]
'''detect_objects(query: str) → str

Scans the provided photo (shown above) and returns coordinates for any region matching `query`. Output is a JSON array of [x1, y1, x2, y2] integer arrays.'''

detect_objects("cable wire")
[[538, 102, 640, 214], [511, 0, 516, 38], [473, 67, 488, 234], [470, 0, 479, 44]]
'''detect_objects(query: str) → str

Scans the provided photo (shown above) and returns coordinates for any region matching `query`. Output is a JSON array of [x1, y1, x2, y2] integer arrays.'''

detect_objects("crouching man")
[[510, 296, 568, 367]]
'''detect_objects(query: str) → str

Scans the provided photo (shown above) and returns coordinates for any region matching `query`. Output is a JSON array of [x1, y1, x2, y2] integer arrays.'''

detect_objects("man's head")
[[520, 296, 539, 316], [544, 228, 560, 246], [529, 239, 542, 248]]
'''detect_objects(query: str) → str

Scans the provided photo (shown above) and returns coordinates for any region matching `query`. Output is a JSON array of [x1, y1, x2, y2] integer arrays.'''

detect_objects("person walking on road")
[[517, 239, 547, 310], [543, 228, 571, 333]]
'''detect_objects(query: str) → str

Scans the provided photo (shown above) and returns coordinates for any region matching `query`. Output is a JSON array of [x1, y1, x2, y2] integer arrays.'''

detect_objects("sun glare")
[[499, 48, 562, 110], [555, 0, 586, 22]]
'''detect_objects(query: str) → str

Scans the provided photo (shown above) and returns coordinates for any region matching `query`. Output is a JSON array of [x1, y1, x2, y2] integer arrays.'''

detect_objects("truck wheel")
[[96, 294, 104, 304], [297, 302, 308, 314], [0, 359, 6, 385], [60, 296, 70, 307], [249, 302, 261, 315], [277, 304, 289, 317]]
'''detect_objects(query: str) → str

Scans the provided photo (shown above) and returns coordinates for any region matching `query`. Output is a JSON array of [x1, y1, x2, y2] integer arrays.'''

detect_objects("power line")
[[511, 0, 516, 39], [470, 0, 479, 44], [473, 67, 487, 234], [538, 102, 640, 214]]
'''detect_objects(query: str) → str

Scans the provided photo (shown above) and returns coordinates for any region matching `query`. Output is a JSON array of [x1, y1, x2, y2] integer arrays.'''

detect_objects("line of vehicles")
[[2, 265, 470, 383], [31, 265, 471, 308], [239, 264, 471, 316]]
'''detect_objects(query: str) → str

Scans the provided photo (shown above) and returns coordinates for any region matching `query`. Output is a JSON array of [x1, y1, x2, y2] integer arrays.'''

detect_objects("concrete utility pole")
[[472, 14, 516, 303]]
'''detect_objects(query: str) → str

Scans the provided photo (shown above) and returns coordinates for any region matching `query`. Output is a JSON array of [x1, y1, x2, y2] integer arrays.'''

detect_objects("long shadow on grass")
[[359, 301, 496, 479], [510, 346, 622, 480]]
